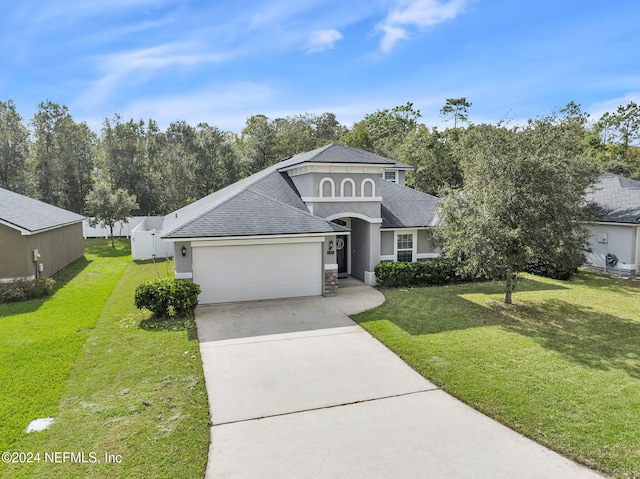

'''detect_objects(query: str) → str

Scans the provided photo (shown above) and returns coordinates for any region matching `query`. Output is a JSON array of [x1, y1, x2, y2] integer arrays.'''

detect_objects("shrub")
[[0, 278, 55, 303], [375, 259, 481, 288], [134, 278, 201, 317], [525, 257, 579, 281]]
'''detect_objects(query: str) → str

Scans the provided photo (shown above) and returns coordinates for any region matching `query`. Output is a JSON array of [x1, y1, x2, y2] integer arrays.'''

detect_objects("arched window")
[[340, 178, 356, 197], [320, 177, 335, 197], [361, 178, 375, 197]]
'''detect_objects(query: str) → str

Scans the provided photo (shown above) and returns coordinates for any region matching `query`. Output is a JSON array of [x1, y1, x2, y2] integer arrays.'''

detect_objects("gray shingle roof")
[[586, 173, 640, 224], [162, 143, 426, 239], [0, 187, 84, 234], [166, 189, 348, 238], [162, 169, 348, 238], [281, 143, 398, 168], [380, 181, 440, 228]]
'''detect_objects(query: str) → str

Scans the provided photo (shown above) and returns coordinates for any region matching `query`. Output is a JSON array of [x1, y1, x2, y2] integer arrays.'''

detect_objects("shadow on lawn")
[[0, 256, 91, 318], [361, 277, 569, 336], [139, 316, 199, 340], [360, 274, 640, 379], [503, 299, 640, 379]]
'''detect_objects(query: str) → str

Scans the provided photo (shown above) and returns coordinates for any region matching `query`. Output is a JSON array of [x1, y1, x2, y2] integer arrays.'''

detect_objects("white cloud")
[[75, 42, 231, 110], [378, 0, 468, 52], [587, 92, 640, 122], [307, 28, 344, 53]]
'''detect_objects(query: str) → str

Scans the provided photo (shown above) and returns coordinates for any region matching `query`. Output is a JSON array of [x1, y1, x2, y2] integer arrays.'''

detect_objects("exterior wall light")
[[181, 246, 187, 257], [328, 240, 334, 251]]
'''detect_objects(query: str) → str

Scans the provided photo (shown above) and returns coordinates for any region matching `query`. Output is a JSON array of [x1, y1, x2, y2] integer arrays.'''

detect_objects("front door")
[[336, 235, 348, 277]]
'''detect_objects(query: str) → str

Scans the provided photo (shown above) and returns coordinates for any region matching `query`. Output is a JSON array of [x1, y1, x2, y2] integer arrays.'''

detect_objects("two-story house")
[[161, 143, 440, 303]]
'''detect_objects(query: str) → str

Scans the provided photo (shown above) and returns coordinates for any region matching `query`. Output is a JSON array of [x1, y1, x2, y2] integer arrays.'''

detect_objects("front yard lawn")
[[354, 271, 640, 479], [1, 240, 209, 478]]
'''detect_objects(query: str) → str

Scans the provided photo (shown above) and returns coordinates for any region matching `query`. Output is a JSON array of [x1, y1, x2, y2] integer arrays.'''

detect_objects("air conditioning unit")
[[597, 233, 608, 244]]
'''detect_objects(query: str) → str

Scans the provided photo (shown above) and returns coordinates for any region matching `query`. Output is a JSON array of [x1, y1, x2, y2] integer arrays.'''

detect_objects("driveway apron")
[[196, 279, 603, 479]]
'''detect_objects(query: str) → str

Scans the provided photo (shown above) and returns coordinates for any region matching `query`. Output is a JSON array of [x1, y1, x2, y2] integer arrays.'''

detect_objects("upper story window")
[[383, 170, 398, 184]]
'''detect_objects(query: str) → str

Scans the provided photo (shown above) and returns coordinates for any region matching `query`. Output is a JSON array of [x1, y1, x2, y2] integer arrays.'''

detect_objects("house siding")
[[309, 201, 381, 221], [380, 230, 394, 256], [174, 242, 193, 278], [585, 223, 637, 275], [1, 222, 84, 280]]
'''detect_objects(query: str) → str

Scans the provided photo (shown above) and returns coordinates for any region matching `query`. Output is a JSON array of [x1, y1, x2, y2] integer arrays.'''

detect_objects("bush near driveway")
[[134, 278, 201, 317]]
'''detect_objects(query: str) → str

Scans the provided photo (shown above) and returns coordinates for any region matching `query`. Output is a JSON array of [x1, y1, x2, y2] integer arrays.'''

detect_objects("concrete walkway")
[[196, 279, 603, 479]]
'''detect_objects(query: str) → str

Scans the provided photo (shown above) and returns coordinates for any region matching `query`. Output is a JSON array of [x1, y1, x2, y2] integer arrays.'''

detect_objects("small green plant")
[[134, 278, 201, 317], [0, 277, 55, 303]]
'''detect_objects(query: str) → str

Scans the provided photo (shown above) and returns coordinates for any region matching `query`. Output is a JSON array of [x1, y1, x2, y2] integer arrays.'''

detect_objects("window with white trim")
[[383, 171, 398, 184], [396, 233, 413, 262]]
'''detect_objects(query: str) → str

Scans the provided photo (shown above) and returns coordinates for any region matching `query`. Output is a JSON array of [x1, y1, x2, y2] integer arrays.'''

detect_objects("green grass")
[[354, 271, 640, 479], [0, 239, 209, 478]]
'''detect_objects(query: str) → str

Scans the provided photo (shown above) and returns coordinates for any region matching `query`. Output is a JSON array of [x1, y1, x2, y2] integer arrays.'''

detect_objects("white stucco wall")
[[585, 223, 638, 274]]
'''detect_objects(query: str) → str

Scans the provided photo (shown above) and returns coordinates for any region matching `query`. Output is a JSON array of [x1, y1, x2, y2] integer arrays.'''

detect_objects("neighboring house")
[[161, 143, 440, 303], [584, 172, 640, 276], [0, 187, 85, 281]]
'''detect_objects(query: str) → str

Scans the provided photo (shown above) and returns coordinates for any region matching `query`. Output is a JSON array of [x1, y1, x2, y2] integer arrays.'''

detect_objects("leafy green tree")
[[101, 115, 151, 214], [340, 102, 421, 159], [85, 181, 138, 249], [59, 121, 96, 213], [193, 123, 240, 196], [598, 101, 640, 160], [338, 122, 373, 152], [0, 100, 30, 194], [240, 114, 279, 174], [399, 125, 462, 195], [440, 98, 472, 128], [30, 101, 72, 206], [436, 115, 599, 304]]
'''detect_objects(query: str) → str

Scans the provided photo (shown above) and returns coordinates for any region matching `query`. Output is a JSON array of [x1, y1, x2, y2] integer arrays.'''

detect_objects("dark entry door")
[[336, 235, 348, 277]]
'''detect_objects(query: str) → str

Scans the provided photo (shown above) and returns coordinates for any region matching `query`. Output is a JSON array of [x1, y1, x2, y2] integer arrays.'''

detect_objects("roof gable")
[[0, 187, 84, 234]]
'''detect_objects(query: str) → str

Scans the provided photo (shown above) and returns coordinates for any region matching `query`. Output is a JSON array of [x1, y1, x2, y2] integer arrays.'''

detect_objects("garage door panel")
[[193, 242, 322, 303]]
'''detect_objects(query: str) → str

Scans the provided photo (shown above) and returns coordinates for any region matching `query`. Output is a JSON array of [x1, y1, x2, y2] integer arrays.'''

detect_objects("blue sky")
[[2, 0, 639, 133]]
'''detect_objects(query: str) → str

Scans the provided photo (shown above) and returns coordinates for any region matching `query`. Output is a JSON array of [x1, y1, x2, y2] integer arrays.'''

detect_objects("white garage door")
[[192, 241, 323, 303]]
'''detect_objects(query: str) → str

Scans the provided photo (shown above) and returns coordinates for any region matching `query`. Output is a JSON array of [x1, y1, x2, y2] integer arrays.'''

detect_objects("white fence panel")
[[83, 216, 147, 238], [130, 217, 173, 261]]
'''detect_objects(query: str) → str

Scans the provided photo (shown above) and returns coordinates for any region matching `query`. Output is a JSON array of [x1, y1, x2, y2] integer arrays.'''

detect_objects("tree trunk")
[[504, 270, 515, 304], [109, 225, 115, 249]]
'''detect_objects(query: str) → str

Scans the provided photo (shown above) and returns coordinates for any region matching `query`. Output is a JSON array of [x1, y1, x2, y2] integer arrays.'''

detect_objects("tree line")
[[0, 98, 639, 217]]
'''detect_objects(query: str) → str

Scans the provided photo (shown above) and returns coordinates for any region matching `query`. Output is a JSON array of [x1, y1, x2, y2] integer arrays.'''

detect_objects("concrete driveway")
[[196, 279, 603, 479]]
